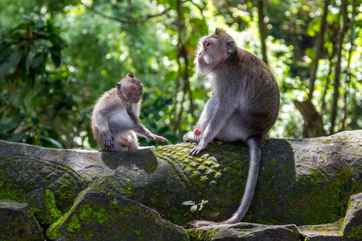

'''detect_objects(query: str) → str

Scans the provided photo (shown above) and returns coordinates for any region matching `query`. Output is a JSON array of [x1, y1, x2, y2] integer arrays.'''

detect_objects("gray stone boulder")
[[1, 130, 362, 241], [343, 193, 362, 240], [46, 177, 189, 241], [188, 223, 301, 241], [0, 200, 44, 241]]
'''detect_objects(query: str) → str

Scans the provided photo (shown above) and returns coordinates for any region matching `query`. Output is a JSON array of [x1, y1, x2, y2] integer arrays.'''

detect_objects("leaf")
[[30, 53, 46, 70], [50, 46, 62, 67], [40, 136, 63, 148], [0, 50, 22, 79], [25, 47, 37, 73]]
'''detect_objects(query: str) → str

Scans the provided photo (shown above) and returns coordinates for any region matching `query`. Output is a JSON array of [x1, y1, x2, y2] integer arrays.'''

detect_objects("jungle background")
[[0, 0, 361, 149]]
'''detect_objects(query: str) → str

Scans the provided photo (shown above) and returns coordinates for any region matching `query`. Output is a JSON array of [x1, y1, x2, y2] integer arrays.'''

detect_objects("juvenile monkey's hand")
[[152, 134, 168, 143], [102, 135, 114, 152]]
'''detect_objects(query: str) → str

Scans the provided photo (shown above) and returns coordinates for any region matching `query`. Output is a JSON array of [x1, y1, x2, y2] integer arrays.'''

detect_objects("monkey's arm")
[[126, 104, 168, 143], [190, 98, 236, 155], [183, 98, 218, 142], [196, 98, 218, 130], [94, 111, 114, 151]]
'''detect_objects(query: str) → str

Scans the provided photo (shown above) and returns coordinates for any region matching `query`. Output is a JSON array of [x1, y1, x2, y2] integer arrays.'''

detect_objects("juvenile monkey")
[[184, 28, 280, 227], [91, 73, 167, 152]]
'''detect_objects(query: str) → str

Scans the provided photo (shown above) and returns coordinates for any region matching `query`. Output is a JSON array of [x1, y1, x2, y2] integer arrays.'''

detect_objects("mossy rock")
[[46, 178, 189, 241], [298, 220, 343, 241], [1, 130, 362, 240], [187, 223, 301, 241], [0, 200, 44, 241], [343, 193, 362, 241], [0, 154, 85, 226]]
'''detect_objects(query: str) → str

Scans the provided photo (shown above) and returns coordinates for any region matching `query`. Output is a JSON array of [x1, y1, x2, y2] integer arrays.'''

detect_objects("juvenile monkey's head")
[[117, 73, 143, 103], [196, 28, 236, 74]]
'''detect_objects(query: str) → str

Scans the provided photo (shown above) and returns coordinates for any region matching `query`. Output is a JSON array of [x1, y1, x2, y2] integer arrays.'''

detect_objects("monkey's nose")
[[203, 40, 211, 48]]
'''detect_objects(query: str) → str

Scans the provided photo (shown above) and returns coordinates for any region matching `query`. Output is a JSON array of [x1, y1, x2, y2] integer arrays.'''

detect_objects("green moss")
[[287, 166, 362, 224], [78, 204, 108, 224], [46, 188, 91, 239], [121, 179, 135, 196], [187, 228, 216, 241], [0, 169, 26, 201], [44, 189, 62, 222], [47, 218, 64, 239], [67, 215, 81, 233], [346, 225, 362, 240]]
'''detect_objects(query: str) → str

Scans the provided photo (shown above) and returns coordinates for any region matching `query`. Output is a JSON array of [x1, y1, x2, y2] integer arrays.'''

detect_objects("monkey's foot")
[[183, 131, 197, 143], [102, 135, 115, 151]]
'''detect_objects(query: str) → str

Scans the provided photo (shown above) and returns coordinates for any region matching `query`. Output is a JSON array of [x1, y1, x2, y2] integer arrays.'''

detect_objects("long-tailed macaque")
[[184, 28, 280, 227], [91, 73, 167, 152]]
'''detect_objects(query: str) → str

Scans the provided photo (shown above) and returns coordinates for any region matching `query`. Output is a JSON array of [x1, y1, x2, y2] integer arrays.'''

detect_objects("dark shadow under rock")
[[0, 200, 44, 241]]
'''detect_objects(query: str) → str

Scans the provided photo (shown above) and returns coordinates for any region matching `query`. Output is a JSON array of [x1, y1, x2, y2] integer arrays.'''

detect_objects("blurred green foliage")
[[0, 0, 361, 149]]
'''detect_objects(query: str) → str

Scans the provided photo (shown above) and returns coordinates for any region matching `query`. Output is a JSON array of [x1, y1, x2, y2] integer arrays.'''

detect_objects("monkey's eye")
[[116, 83, 121, 89]]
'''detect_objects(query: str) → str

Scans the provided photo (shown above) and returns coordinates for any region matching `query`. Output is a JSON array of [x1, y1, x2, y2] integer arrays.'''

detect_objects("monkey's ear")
[[214, 28, 225, 35], [127, 72, 134, 78]]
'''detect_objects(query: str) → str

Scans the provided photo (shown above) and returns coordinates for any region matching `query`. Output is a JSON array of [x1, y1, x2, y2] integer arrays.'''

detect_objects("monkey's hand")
[[152, 134, 168, 143], [102, 134, 114, 152], [189, 140, 207, 156]]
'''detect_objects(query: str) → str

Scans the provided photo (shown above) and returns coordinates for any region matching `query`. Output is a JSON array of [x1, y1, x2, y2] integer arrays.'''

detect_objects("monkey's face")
[[117, 74, 143, 103], [196, 29, 236, 73], [197, 36, 225, 66]]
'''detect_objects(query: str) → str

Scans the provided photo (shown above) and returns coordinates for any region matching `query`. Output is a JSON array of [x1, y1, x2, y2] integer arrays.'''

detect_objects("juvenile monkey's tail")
[[226, 136, 261, 223]]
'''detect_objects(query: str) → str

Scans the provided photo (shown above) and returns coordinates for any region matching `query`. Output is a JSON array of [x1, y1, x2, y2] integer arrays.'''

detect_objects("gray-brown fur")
[[184, 29, 280, 227], [91, 74, 167, 152]]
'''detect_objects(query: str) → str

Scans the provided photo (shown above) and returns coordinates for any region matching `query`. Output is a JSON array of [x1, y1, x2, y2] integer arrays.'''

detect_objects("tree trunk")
[[341, 0, 357, 130], [293, 99, 326, 137], [172, 0, 194, 132], [330, 0, 348, 134], [256, 0, 269, 64], [307, 0, 330, 101]]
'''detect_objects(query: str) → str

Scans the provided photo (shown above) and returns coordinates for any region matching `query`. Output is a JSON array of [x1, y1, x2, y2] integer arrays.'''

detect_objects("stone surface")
[[0, 200, 44, 241], [0, 149, 85, 226], [46, 177, 189, 241], [299, 221, 343, 241], [188, 223, 301, 241], [343, 193, 362, 240], [1, 131, 362, 241]]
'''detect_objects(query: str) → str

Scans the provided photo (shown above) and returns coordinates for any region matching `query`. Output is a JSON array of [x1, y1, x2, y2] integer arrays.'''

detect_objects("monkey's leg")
[[190, 102, 235, 155], [94, 114, 114, 151], [124, 131, 139, 152]]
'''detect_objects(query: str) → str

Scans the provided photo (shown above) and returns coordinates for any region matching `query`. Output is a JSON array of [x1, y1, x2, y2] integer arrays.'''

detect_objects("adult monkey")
[[183, 28, 280, 227]]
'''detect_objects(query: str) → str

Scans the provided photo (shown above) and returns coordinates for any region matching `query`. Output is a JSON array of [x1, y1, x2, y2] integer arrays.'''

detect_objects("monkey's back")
[[91, 88, 124, 145], [237, 49, 280, 137]]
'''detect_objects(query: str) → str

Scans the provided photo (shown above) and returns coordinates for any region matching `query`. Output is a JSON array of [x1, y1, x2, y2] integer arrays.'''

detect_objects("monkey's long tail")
[[226, 137, 261, 223]]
